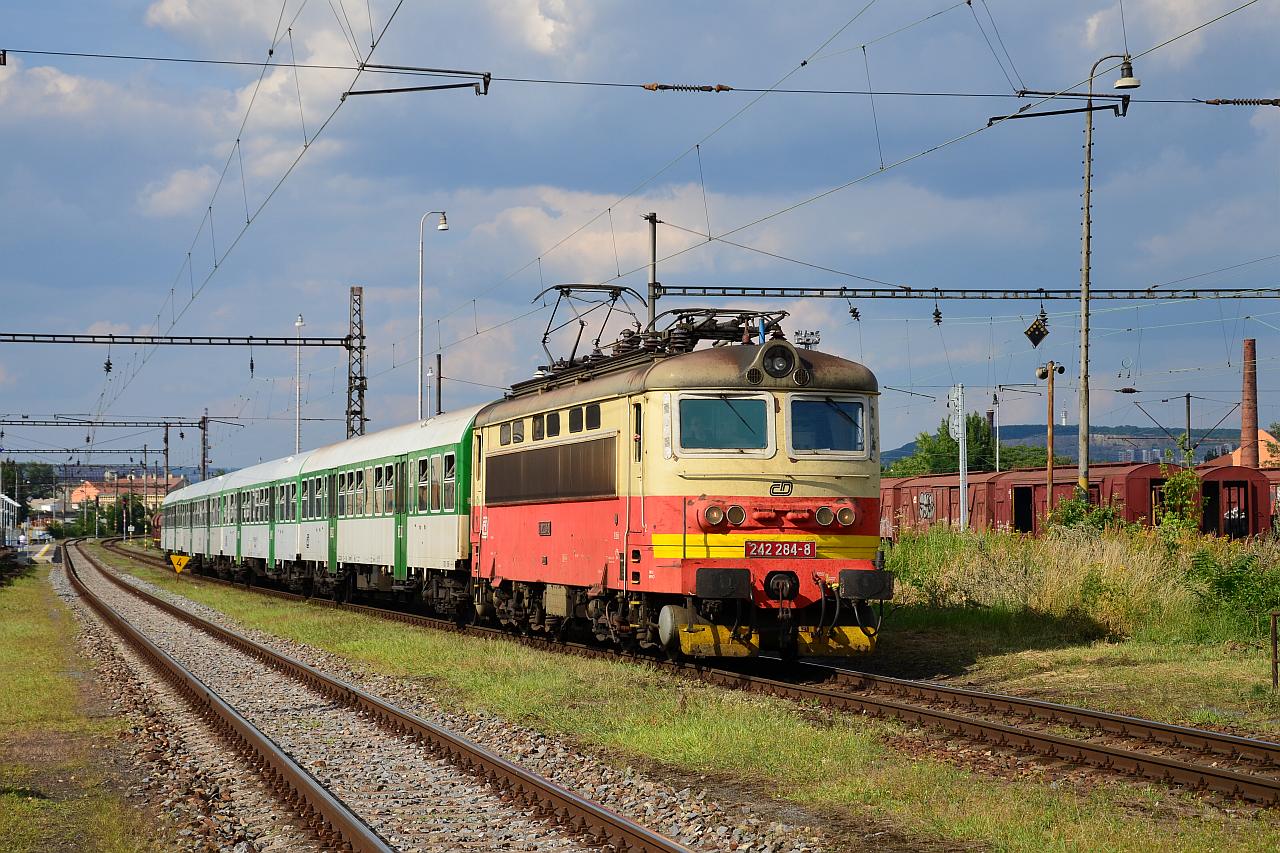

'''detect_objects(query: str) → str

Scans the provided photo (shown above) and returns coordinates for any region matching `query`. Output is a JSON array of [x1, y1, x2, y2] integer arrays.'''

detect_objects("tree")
[[884, 413, 1068, 476]]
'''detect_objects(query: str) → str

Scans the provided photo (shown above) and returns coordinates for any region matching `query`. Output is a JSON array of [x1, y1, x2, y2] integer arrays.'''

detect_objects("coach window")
[[512, 420, 525, 444], [417, 459, 431, 512], [338, 474, 347, 517], [374, 466, 385, 515], [385, 464, 396, 514], [532, 414, 545, 441], [546, 412, 561, 437], [430, 455, 443, 512], [363, 467, 374, 516], [586, 403, 601, 430], [443, 453, 456, 511], [569, 407, 584, 433], [500, 423, 511, 446]]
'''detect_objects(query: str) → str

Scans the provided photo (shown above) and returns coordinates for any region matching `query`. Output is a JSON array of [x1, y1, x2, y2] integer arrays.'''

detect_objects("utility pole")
[[294, 313, 305, 454], [163, 424, 170, 496], [200, 409, 209, 482], [644, 212, 659, 328], [1038, 361, 1066, 517], [1185, 393, 1193, 465], [948, 385, 968, 530]]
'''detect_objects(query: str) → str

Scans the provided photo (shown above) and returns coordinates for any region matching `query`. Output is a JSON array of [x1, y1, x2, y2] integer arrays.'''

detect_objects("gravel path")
[[49, 563, 326, 853], [98, 557, 842, 853], [71, 554, 593, 853]]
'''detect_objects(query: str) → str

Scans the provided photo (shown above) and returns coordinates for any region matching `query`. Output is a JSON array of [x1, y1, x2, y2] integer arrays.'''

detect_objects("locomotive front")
[[638, 335, 892, 657]]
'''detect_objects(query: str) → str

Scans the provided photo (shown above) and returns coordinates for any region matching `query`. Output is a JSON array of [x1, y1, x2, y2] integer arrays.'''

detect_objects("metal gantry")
[[654, 285, 1280, 300]]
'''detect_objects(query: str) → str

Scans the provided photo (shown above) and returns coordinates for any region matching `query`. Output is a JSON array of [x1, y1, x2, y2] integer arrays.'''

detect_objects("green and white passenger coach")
[[162, 405, 480, 602]]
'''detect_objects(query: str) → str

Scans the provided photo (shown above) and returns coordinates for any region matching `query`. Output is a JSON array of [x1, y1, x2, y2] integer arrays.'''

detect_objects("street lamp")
[[418, 210, 448, 421], [990, 54, 1140, 498], [294, 313, 305, 454], [1079, 54, 1140, 495]]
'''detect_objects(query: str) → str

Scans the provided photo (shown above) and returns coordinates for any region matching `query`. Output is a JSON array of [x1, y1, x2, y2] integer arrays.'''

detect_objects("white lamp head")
[[436, 212, 449, 231], [1113, 58, 1141, 90]]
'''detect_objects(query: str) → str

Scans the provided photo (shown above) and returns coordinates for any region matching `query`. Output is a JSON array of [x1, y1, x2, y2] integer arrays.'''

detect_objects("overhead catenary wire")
[[0, 47, 1208, 104]]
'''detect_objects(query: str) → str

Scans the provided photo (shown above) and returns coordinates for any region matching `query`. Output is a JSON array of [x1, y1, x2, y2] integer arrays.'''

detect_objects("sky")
[[1, 0, 1278, 471]]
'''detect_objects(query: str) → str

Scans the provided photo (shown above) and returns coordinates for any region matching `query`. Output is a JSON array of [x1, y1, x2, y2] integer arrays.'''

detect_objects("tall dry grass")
[[886, 525, 1280, 641]]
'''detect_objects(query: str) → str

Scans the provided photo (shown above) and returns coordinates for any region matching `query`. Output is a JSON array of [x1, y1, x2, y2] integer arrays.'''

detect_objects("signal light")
[[815, 506, 835, 526], [726, 505, 747, 526], [704, 505, 726, 526], [836, 507, 857, 526]]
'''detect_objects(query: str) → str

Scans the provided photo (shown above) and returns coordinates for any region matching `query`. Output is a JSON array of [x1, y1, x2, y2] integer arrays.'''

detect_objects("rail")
[[105, 539, 1280, 805]]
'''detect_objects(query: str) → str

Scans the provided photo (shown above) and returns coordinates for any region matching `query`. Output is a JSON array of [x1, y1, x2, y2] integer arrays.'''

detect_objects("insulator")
[[933, 306, 943, 325], [849, 306, 860, 321], [1203, 98, 1280, 106], [643, 82, 734, 93], [104, 357, 113, 373]]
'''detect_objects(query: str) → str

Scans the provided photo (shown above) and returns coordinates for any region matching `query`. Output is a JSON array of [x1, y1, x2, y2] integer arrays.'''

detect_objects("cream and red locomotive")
[[163, 309, 893, 658]]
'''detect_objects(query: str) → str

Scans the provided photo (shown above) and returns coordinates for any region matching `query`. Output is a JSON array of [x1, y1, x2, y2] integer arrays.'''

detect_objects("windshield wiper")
[[718, 394, 759, 440], [823, 396, 859, 429]]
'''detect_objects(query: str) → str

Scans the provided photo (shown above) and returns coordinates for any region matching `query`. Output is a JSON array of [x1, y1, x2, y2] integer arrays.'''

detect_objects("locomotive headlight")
[[815, 506, 835, 526], [704, 504, 726, 526], [762, 345, 795, 378], [836, 506, 857, 527], [725, 505, 747, 526]]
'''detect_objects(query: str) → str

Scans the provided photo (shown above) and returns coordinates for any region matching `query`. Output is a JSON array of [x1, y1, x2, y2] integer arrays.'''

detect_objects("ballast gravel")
[[102, 560, 843, 853], [71, 557, 590, 852], [49, 564, 326, 853]]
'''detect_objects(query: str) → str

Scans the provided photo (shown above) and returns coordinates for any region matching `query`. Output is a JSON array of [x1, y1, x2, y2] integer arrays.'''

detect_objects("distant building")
[[1205, 429, 1280, 468], [70, 473, 187, 510]]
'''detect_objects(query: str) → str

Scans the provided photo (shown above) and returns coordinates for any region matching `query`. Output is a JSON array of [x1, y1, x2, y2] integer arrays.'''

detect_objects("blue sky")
[[2, 0, 1278, 470]]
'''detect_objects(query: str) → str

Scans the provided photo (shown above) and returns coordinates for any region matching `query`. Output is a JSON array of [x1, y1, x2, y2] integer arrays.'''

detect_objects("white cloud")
[[1084, 0, 1269, 69], [486, 0, 577, 56], [137, 166, 220, 217], [0, 57, 123, 117]]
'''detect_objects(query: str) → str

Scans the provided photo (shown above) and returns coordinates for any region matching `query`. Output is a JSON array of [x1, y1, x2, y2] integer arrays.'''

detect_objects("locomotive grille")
[[793, 367, 812, 386], [746, 367, 763, 385]]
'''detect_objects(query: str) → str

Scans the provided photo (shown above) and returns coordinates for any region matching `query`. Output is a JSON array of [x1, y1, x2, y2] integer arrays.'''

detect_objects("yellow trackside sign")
[[170, 555, 190, 574]]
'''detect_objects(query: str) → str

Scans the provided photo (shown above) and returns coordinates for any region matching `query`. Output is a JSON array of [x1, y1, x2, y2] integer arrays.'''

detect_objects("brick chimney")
[[1242, 338, 1259, 468]]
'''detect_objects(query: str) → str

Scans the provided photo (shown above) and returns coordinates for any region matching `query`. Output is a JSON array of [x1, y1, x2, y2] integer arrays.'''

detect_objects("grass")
[[0, 561, 161, 853], [874, 526, 1280, 737], [93, 543, 1280, 852]]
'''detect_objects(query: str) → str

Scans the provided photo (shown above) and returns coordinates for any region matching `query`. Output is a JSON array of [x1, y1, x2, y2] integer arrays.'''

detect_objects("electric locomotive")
[[469, 308, 893, 658]]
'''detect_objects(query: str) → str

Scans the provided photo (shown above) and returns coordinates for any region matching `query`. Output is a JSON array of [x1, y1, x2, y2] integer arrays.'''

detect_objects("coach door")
[[393, 458, 408, 580], [327, 472, 338, 574], [268, 484, 277, 568]]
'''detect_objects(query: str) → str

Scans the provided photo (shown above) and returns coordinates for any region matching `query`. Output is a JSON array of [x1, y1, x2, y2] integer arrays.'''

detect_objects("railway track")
[[74, 542, 689, 853], [104, 539, 1280, 806]]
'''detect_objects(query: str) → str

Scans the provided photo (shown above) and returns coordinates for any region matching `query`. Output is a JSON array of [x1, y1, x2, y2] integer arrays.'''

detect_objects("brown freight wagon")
[[881, 462, 1272, 539]]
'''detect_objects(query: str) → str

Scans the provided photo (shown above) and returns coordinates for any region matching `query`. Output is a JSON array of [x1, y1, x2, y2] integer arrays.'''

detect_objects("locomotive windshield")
[[679, 395, 768, 450], [790, 396, 865, 453]]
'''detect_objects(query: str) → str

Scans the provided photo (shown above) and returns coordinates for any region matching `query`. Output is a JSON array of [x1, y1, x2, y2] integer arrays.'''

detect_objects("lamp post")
[[294, 313, 305, 454], [418, 211, 449, 421], [1079, 54, 1141, 496], [1037, 361, 1066, 517]]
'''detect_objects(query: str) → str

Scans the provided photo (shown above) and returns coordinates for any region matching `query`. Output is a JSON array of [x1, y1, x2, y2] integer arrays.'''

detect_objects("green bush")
[[1046, 495, 1131, 531], [1186, 546, 1280, 639]]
